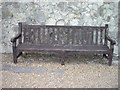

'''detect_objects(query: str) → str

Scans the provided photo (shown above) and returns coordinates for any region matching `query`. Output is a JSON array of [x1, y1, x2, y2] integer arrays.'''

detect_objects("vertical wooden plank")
[[23, 26, 27, 43], [105, 24, 108, 45], [56, 27, 60, 44], [52, 27, 55, 44], [41, 27, 43, 44], [61, 27, 65, 45], [86, 28, 90, 45], [95, 29, 98, 45], [93, 29, 96, 45], [78, 28, 80, 44], [30, 28, 33, 44], [103, 29, 105, 45], [44, 27, 47, 44], [79, 27, 82, 45], [33, 27, 36, 44], [42, 27, 45, 44], [63, 28, 66, 45], [88, 28, 94, 45], [54, 28, 57, 44], [80, 28, 84, 45], [87, 30, 91, 45], [27, 27, 30, 43], [69, 28, 72, 44], [100, 29, 103, 45], [18, 22, 22, 44], [58, 27, 62, 45], [50, 27, 53, 44], [67, 27, 70, 44], [38, 27, 41, 44], [46, 27, 50, 44], [83, 28, 87, 45], [46, 27, 48, 44], [76, 27, 79, 44], [71, 27, 75, 44], [91, 30, 94, 45]]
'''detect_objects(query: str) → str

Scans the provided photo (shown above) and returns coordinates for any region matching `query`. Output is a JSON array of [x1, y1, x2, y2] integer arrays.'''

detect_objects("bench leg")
[[108, 54, 112, 66], [13, 47, 17, 64], [60, 52, 65, 65], [61, 59, 65, 65], [108, 50, 113, 66]]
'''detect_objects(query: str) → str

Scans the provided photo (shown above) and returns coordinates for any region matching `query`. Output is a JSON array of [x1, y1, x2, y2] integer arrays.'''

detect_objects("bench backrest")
[[19, 22, 108, 46]]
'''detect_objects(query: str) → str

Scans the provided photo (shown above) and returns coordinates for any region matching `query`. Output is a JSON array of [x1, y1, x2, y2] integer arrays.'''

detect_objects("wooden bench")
[[11, 22, 116, 66]]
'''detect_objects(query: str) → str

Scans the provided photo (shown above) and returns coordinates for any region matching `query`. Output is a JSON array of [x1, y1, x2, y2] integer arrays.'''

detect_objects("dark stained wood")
[[59, 27, 63, 45], [18, 22, 22, 44], [100, 29, 103, 45], [22, 24, 107, 29], [76, 28, 79, 44], [52, 28, 55, 44], [81, 28, 84, 44], [87, 28, 94, 45], [23, 26, 27, 43], [86, 29, 90, 45], [95, 30, 98, 45], [38, 28, 41, 44], [79, 29, 82, 44], [42, 27, 45, 44], [71, 28, 75, 44], [83, 28, 87, 45], [17, 43, 109, 53], [66, 28, 70, 44], [11, 23, 116, 66], [27, 28, 31, 43], [90, 30, 94, 45], [57, 27, 60, 44], [105, 24, 108, 45]]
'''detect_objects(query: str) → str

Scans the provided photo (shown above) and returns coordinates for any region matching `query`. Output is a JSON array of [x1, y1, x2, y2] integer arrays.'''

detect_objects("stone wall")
[[118, 1, 120, 58], [1, 1, 119, 56], [0, 2, 2, 53]]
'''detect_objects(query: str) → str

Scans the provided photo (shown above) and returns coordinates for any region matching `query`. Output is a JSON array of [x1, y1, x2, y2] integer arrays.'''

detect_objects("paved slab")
[[1, 54, 119, 88]]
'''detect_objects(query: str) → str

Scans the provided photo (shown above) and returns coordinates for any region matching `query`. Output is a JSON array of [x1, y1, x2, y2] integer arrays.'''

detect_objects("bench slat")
[[17, 43, 109, 53], [57, 28, 60, 44], [51, 28, 55, 44], [83, 28, 86, 45], [100, 29, 103, 45], [22, 25, 107, 46], [22, 25, 107, 29], [38, 28, 41, 44], [81, 29, 84, 44], [76, 28, 79, 44], [41, 27, 44, 43], [91, 30, 94, 45], [95, 30, 98, 45], [23, 26, 27, 43], [66, 28, 70, 44], [33, 29, 36, 44]]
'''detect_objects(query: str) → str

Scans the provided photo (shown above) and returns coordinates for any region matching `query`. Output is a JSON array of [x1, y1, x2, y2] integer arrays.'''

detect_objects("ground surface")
[[0, 53, 119, 88]]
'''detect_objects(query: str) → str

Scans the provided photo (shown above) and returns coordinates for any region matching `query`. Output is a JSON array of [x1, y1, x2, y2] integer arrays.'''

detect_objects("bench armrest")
[[11, 33, 21, 42], [106, 36, 116, 45]]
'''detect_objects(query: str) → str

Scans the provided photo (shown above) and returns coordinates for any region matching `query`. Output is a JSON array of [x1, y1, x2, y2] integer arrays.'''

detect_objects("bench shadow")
[[18, 52, 108, 65]]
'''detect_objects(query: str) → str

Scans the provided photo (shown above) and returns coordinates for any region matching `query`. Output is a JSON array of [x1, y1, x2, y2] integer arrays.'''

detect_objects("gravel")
[[1, 53, 119, 88]]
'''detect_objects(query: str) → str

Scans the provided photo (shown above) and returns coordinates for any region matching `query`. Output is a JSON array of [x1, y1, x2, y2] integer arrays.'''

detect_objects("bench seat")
[[17, 43, 109, 53]]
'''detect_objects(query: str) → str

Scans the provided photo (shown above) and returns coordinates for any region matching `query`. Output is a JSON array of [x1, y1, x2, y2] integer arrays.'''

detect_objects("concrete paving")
[[1, 53, 119, 88]]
